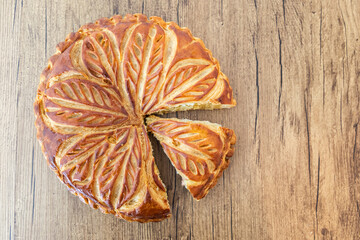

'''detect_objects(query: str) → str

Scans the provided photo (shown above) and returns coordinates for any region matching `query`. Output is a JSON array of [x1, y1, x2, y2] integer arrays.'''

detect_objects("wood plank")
[[0, 0, 21, 240], [0, 0, 359, 239]]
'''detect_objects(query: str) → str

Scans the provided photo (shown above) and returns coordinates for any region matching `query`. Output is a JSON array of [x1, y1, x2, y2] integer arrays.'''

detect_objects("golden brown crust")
[[146, 116, 236, 200], [34, 14, 236, 222]]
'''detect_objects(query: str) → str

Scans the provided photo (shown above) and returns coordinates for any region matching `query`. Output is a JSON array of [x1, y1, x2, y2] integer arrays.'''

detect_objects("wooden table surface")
[[1, 0, 360, 239]]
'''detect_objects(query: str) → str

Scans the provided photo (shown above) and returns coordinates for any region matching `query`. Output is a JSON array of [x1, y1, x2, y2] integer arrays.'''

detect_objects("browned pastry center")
[[34, 14, 236, 222]]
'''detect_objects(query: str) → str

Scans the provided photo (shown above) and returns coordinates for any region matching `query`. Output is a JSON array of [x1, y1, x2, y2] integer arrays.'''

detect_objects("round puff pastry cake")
[[34, 14, 236, 222]]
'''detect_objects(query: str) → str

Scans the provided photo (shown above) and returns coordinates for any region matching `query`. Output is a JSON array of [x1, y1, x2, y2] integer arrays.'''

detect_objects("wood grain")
[[1, 0, 360, 239]]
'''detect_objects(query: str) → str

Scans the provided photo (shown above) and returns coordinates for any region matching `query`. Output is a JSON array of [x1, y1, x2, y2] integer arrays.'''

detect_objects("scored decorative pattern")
[[147, 116, 236, 200], [34, 14, 236, 222], [45, 79, 128, 128]]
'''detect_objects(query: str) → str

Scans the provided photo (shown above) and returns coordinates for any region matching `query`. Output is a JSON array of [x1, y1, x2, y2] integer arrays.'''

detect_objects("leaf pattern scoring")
[[147, 116, 236, 200], [34, 14, 235, 222]]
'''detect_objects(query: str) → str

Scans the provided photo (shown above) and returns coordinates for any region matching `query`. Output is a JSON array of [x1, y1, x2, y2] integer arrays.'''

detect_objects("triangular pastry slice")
[[146, 116, 236, 199]]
